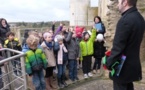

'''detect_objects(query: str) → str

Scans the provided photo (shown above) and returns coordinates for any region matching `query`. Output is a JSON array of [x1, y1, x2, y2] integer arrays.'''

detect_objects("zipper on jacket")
[[86, 42, 88, 55], [11, 41, 14, 55], [33, 50, 39, 66]]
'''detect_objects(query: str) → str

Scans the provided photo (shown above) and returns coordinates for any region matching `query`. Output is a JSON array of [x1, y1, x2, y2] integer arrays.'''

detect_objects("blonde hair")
[[26, 35, 39, 47]]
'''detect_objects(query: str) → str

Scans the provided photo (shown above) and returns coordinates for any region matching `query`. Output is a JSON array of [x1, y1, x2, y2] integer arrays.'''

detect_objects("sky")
[[0, 0, 98, 22]]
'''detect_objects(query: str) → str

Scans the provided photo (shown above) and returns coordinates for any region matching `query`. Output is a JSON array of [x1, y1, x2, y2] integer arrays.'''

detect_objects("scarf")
[[57, 44, 67, 64], [45, 41, 53, 50]]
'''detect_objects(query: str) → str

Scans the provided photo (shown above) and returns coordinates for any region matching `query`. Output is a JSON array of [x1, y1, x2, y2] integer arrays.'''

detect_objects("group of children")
[[2, 16, 106, 90]]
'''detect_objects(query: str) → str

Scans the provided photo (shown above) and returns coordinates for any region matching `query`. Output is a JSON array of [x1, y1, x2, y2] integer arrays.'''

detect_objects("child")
[[65, 28, 80, 82], [55, 35, 68, 88], [75, 26, 84, 70], [41, 32, 57, 90], [80, 28, 96, 79], [4, 32, 22, 76], [22, 35, 48, 90], [93, 34, 106, 74]]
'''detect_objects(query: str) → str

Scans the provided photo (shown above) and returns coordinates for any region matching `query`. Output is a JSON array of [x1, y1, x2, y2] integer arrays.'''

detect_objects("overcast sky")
[[0, 0, 98, 22]]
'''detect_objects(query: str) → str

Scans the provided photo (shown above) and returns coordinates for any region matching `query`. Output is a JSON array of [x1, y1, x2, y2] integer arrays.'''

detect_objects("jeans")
[[93, 58, 102, 70], [32, 69, 46, 90], [11, 59, 21, 75], [69, 60, 77, 80], [57, 64, 65, 78]]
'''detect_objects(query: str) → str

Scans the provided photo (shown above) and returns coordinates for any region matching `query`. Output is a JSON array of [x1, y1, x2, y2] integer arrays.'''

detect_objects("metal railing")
[[0, 48, 27, 90]]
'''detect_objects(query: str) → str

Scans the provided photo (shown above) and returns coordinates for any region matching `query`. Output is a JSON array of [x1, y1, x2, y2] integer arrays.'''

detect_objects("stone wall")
[[101, 0, 145, 61]]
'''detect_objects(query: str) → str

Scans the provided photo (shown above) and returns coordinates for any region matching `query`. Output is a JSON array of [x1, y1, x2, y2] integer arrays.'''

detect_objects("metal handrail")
[[0, 48, 27, 90]]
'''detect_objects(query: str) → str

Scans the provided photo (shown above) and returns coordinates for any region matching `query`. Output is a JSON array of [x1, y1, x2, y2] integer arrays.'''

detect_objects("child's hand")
[[60, 23, 63, 26], [77, 57, 80, 61], [4, 62, 8, 65], [93, 25, 96, 29], [0, 44, 3, 49]]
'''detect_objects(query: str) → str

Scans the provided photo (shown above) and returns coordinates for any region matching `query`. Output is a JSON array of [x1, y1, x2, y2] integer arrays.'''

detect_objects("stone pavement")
[[61, 61, 145, 90]]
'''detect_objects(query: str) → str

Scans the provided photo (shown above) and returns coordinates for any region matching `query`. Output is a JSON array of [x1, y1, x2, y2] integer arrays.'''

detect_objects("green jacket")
[[80, 29, 96, 60], [22, 45, 48, 74]]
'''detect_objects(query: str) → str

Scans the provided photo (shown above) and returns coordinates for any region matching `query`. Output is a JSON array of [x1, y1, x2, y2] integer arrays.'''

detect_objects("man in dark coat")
[[106, 0, 145, 90]]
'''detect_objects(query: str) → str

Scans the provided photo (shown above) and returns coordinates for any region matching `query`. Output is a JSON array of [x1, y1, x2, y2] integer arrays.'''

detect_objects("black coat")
[[106, 7, 145, 83], [0, 19, 10, 45], [93, 41, 106, 58]]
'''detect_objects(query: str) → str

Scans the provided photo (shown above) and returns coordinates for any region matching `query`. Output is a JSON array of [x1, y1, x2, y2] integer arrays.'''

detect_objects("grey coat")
[[65, 32, 80, 60]]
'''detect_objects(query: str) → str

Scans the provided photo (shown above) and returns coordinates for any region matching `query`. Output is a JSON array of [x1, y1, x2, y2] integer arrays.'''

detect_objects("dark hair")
[[0, 18, 9, 27], [122, 0, 137, 7], [94, 16, 102, 23], [127, 0, 137, 7], [6, 32, 15, 37]]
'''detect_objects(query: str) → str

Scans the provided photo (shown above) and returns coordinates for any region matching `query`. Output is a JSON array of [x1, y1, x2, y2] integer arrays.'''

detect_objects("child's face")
[[29, 45, 37, 50], [45, 35, 52, 42], [8, 35, 14, 41], [58, 40, 63, 45], [84, 34, 90, 40]]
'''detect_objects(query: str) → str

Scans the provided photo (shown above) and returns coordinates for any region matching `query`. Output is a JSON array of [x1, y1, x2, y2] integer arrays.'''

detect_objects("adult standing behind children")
[[106, 0, 145, 90], [0, 18, 10, 89], [94, 16, 106, 35], [0, 18, 10, 47]]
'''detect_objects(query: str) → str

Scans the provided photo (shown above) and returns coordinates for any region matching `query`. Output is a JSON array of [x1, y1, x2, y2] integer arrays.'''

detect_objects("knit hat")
[[55, 35, 63, 42], [43, 32, 51, 39], [75, 26, 84, 38], [96, 34, 104, 41]]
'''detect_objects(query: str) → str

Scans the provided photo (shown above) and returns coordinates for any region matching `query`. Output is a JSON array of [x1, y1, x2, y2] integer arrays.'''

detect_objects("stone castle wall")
[[99, 0, 145, 61]]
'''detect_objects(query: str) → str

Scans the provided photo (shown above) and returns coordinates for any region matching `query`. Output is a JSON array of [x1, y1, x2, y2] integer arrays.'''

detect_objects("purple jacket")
[[53, 26, 63, 39]]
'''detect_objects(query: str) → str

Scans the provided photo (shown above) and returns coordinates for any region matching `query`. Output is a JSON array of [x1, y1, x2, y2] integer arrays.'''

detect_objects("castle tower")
[[70, 0, 90, 26]]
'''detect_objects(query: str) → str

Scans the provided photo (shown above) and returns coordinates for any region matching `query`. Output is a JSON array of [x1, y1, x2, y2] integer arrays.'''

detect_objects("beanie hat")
[[55, 35, 63, 42], [96, 34, 104, 41], [75, 26, 84, 38], [43, 32, 51, 39]]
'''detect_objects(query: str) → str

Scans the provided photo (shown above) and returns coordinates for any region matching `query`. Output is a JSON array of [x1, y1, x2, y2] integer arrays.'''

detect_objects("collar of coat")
[[122, 7, 137, 16]]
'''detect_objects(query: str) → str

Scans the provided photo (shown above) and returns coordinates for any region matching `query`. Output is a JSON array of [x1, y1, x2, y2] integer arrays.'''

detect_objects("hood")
[[22, 44, 42, 53], [0, 18, 10, 28], [22, 44, 30, 53]]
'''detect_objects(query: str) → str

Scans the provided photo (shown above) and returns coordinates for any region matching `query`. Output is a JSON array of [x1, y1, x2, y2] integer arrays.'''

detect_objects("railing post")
[[20, 56, 27, 90], [6, 51, 15, 90]]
